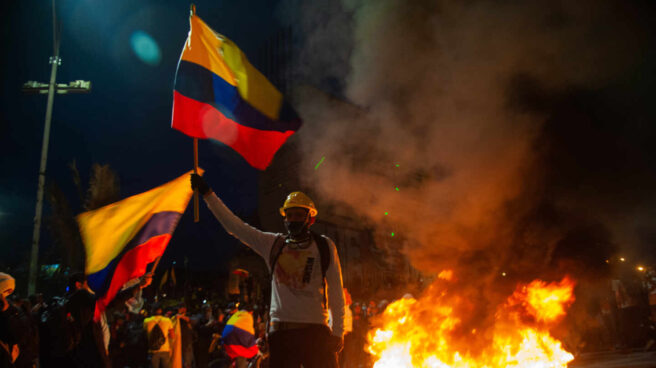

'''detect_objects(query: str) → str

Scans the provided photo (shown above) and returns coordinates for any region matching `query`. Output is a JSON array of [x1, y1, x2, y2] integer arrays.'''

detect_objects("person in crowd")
[[221, 304, 258, 368], [191, 174, 346, 368], [214, 307, 226, 326], [28, 295, 46, 319], [612, 276, 647, 348], [10, 298, 39, 368], [64, 272, 110, 368], [175, 305, 195, 368], [123, 288, 148, 368], [366, 301, 378, 318], [109, 311, 128, 368], [193, 304, 220, 368], [0, 273, 19, 367], [51, 273, 152, 368], [224, 303, 238, 320], [144, 304, 175, 368]]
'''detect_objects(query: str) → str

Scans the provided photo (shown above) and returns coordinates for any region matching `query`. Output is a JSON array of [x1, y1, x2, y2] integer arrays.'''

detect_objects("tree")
[[44, 161, 121, 271]]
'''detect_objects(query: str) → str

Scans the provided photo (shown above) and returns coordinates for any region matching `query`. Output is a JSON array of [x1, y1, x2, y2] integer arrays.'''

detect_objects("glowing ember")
[[438, 270, 454, 281], [367, 276, 576, 368]]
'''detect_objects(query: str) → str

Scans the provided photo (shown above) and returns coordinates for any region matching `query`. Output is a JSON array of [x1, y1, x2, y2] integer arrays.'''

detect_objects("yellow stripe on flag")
[[227, 311, 255, 334], [78, 170, 201, 274], [219, 37, 283, 121], [180, 15, 283, 121], [181, 15, 237, 87]]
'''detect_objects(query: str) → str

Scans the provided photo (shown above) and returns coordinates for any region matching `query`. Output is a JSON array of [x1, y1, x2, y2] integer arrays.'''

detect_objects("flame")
[[438, 270, 454, 281], [367, 276, 576, 368], [509, 277, 575, 323]]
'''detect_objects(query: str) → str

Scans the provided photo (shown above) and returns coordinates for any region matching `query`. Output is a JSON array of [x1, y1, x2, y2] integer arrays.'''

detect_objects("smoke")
[[279, 0, 656, 288]]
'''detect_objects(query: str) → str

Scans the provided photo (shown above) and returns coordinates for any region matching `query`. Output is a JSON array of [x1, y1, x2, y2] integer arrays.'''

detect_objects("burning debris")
[[367, 274, 576, 367]]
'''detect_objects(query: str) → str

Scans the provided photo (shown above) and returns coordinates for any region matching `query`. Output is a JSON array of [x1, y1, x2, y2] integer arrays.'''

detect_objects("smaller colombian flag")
[[77, 170, 200, 320], [171, 12, 302, 170], [222, 310, 258, 359]]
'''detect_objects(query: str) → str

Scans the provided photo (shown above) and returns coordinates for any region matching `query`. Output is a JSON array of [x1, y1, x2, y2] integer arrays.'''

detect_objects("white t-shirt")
[[204, 193, 346, 337]]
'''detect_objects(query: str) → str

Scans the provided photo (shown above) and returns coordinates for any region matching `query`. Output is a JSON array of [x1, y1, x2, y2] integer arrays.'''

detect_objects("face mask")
[[285, 220, 309, 237]]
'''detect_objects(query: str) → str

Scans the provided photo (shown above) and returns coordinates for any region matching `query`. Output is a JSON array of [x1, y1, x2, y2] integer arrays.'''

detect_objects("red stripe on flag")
[[94, 234, 171, 321], [172, 91, 294, 169], [224, 344, 259, 359]]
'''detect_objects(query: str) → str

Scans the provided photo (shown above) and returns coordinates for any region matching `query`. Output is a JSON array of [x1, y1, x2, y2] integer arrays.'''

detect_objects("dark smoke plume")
[[277, 0, 656, 289]]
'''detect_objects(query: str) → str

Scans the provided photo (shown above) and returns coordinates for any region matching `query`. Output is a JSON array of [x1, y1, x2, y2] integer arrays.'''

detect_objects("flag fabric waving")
[[77, 170, 200, 320], [222, 310, 258, 359], [171, 13, 302, 170]]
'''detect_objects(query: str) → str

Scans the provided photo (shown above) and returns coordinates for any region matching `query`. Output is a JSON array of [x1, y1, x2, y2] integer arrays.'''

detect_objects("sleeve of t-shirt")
[[203, 192, 278, 263], [325, 237, 345, 337]]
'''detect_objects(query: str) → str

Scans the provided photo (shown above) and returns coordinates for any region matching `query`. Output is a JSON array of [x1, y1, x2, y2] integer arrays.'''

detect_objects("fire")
[[438, 270, 454, 281], [509, 277, 575, 323], [367, 276, 576, 368]]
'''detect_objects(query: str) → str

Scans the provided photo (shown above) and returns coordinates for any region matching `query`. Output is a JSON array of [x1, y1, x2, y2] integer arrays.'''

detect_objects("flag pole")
[[148, 256, 163, 277], [190, 4, 199, 223], [193, 138, 199, 222]]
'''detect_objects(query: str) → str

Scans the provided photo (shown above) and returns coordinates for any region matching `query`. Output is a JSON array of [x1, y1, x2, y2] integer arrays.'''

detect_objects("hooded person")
[[191, 174, 346, 368]]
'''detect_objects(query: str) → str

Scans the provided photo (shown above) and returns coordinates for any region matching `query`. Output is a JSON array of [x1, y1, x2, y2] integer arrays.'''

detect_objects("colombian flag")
[[172, 13, 302, 170], [77, 171, 199, 320], [222, 310, 258, 359]]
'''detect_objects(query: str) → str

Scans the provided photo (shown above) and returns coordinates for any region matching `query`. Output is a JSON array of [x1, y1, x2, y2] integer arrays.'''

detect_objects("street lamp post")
[[23, 0, 91, 295]]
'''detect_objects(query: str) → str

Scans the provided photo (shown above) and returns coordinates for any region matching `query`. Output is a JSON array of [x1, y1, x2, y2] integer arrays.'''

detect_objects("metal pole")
[[27, 0, 60, 295], [27, 56, 59, 295]]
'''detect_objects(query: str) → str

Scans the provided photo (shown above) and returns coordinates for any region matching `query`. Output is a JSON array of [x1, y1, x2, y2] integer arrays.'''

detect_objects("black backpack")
[[269, 231, 331, 306], [148, 321, 166, 351]]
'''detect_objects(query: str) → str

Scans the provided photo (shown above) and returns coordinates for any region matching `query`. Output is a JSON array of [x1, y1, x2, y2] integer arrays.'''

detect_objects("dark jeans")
[[150, 351, 171, 368], [268, 324, 338, 368], [234, 356, 248, 368]]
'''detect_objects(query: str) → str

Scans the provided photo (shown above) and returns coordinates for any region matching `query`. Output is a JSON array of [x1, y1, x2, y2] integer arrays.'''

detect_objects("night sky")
[[0, 0, 282, 275]]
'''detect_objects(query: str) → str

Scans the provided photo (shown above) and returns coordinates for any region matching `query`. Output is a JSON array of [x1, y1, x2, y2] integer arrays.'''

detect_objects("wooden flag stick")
[[148, 256, 162, 276], [193, 138, 199, 222], [190, 5, 199, 223]]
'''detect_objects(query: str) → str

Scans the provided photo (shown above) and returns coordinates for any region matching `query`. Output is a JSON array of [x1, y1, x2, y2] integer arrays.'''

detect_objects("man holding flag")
[[74, 171, 197, 367], [172, 7, 344, 367], [61, 272, 151, 368], [192, 175, 345, 368], [77, 171, 197, 322]]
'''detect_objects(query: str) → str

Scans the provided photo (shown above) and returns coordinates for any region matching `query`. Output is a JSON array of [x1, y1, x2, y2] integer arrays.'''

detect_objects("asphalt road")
[[570, 350, 656, 368]]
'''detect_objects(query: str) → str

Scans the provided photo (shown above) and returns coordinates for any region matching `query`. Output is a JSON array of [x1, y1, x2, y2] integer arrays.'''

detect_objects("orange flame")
[[367, 276, 576, 368], [438, 269, 454, 281]]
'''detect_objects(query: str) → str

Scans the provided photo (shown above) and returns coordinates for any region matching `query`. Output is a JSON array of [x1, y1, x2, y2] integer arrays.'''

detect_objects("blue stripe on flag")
[[87, 211, 181, 295], [174, 61, 301, 133]]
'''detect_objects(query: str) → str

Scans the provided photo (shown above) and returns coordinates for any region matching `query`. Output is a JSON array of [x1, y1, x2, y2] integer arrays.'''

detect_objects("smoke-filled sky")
[[281, 0, 656, 282]]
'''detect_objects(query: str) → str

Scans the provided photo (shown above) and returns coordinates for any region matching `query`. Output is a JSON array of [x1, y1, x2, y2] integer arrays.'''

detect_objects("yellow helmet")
[[279, 191, 318, 217]]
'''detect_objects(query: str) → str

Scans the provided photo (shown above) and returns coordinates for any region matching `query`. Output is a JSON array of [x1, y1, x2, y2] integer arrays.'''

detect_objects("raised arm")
[[191, 174, 277, 260]]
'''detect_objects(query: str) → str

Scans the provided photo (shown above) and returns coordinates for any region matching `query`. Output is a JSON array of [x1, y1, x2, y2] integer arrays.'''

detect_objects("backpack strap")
[[310, 231, 331, 281], [311, 231, 331, 308], [266, 235, 286, 336], [268, 235, 287, 274]]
